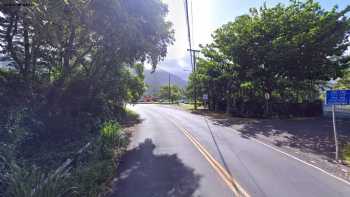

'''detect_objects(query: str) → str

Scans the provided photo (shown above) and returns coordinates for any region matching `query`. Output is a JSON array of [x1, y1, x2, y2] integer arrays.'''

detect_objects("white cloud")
[[158, 0, 215, 79], [164, 0, 215, 58]]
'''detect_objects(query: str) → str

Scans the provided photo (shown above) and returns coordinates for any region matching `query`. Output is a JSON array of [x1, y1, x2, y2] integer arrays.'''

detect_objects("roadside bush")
[[4, 161, 76, 197], [2, 120, 129, 197], [231, 100, 322, 118], [343, 144, 350, 165], [0, 0, 170, 195], [125, 108, 140, 121], [72, 159, 115, 197], [70, 121, 128, 197], [100, 120, 122, 147], [123, 108, 140, 123]]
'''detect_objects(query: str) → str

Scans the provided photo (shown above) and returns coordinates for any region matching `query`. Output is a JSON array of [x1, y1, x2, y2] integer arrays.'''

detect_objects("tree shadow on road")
[[212, 117, 350, 161], [108, 139, 201, 197]]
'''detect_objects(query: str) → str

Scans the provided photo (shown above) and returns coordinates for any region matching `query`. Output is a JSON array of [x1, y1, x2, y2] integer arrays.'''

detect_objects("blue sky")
[[155, 0, 350, 80]]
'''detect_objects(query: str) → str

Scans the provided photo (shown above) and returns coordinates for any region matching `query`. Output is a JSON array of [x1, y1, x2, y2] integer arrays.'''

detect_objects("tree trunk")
[[6, 14, 22, 72], [23, 17, 31, 80], [226, 96, 231, 114], [63, 23, 76, 79]]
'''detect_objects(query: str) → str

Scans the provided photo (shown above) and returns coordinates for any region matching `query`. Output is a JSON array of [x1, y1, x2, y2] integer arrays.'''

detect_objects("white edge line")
[[229, 127, 350, 186], [160, 107, 350, 187]]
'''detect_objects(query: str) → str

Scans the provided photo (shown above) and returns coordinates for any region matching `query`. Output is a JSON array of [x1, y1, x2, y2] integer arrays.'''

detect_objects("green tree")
[[214, 0, 350, 98], [0, 1, 174, 194], [159, 85, 183, 103], [188, 0, 350, 116], [0, 0, 174, 120], [334, 69, 350, 89]]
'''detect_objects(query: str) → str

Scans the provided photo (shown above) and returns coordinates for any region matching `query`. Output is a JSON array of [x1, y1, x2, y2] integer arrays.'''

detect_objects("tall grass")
[[67, 120, 126, 196], [343, 144, 350, 165], [100, 120, 122, 147], [124, 108, 140, 122], [4, 161, 77, 197], [1, 120, 128, 197]]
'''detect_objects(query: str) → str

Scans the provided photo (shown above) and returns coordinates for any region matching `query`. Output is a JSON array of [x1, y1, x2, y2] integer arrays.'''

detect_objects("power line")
[[188, 49, 200, 110], [184, 0, 200, 110], [190, 0, 195, 48], [184, 0, 193, 69]]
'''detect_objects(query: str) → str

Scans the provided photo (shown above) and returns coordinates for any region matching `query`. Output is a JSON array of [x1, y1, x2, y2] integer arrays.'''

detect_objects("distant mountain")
[[144, 69, 187, 95]]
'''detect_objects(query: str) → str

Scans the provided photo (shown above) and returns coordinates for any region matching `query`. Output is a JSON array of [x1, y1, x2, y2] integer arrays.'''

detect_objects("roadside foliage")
[[158, 85, 184, 103], [188, 0, 350, 117], [0, 0, 173, 196]]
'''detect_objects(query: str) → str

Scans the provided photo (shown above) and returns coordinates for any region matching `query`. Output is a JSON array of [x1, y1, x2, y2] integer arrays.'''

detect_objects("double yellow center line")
[[168, 118, 250, 197]]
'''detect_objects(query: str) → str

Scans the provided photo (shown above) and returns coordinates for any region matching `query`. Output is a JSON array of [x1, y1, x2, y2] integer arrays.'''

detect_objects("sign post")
[[331, 105, 339, 161], [264, 92, 270, 116], [326, 90, 350, 161], [203, 94, 208, 109]]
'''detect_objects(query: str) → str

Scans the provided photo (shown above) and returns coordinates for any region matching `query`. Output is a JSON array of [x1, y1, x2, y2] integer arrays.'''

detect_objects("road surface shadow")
[[212, 117, 350, 160], [108, 139, 201, 197]]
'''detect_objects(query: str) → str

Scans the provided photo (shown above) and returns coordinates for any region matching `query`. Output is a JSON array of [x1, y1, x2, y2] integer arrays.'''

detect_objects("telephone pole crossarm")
[[187, 49, 200, 110]]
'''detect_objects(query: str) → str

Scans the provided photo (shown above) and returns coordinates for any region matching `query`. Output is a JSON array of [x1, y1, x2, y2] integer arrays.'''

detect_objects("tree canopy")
[[0, 0, 174, 121], [159, 85, 183, 102], [0, 1, 173, 195], [334, 69, 350, 89], [188, 0, 350, 116]]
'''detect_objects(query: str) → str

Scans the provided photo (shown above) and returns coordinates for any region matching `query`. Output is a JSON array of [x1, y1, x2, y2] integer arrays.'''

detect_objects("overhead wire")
[[190, 0, 195, 49], [183, 0, 193, 70]]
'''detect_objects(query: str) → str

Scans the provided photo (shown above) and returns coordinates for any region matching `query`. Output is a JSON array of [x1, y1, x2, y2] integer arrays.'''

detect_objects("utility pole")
[[184, 0, 193, 66], [168, 73, 171, 104], [332, 105, 339, 161], [188, 49, 200, 110], [184, 0, 196, 109]]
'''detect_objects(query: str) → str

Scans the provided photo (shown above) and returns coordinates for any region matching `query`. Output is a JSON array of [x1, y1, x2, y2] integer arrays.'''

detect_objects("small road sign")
[[325, 89, 350, 161], [326, 90, 350, 105], [203, 94, 208, 101]]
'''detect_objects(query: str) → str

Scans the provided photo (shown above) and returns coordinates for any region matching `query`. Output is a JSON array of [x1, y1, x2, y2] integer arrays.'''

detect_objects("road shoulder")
[[159, 104, 350, 183]]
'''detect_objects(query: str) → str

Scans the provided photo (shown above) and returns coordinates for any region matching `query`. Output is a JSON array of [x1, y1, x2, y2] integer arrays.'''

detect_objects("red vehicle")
[[143, 96, 154, 102]]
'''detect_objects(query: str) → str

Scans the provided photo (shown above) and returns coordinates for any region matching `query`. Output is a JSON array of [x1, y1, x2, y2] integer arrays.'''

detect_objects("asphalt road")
[[109, 104, 350, 197]]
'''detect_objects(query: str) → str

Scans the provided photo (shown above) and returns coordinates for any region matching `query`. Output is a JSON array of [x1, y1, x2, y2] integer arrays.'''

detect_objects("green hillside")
[[144, 69, 187, 95]]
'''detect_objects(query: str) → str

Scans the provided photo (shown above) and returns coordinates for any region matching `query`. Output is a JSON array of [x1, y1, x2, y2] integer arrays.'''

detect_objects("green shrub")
[[343, 144, 350, 165], [72, 159, 115, 197], [1, 118, 129, 197], [125, 108, 140, 122], [101, 120, 122, 147], [70, 120, 127, 197], [4, 161, 76, 197]]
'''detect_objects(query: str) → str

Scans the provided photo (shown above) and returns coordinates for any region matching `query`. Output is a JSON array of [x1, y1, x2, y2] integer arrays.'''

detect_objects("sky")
[[153, 0, 350, 80]]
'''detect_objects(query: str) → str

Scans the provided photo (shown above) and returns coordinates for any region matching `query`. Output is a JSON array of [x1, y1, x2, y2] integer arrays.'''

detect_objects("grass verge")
[[343, 144, 350, 165], [178, 103, 195, 111]]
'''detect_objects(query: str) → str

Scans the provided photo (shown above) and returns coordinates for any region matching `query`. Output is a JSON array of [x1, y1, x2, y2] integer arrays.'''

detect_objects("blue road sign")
[[326, 90, 350, 105]]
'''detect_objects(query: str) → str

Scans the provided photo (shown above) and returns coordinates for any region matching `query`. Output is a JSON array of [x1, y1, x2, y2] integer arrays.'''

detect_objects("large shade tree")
[[0, 0, 174, 154], [159, 85, 183, 103], [0, 0, 174, 111], [188, 0, 350, 116]]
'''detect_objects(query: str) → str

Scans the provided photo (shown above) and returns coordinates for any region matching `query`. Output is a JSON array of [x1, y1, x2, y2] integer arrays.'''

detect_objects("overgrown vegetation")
[[1, 121, 128, 197], [0, 0, 173, 196], [70, 121, 127, 197], [3, 161, 76, 197], [334, 69, 350, 90], [158, 85, 184, 103], [187, 0, 350, 117], [343, 144, 350, 165]]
